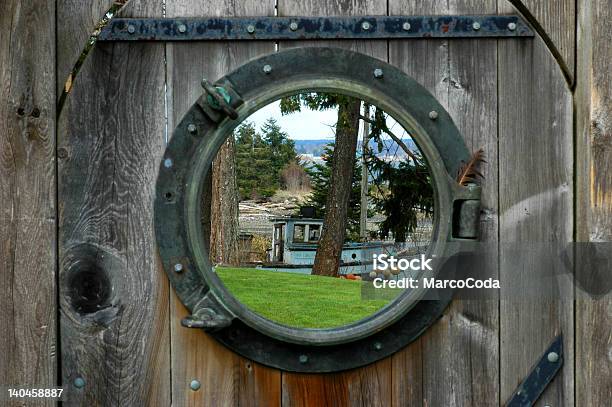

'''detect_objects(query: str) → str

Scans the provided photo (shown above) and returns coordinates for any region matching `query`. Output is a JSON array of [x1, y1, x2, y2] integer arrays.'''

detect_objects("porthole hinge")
[[197, 79, 244, 122], [181, 291, 234, 331]]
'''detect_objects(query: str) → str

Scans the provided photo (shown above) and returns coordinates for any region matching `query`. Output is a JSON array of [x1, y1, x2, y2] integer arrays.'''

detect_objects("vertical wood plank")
[[497, 13, 574, 406], [56, 0, 116, 97], [277, 1, 391, 405], [166, 1, 280, 406], [576, 0, 612, 405], [509, 0, 576, 81], [57, 0, 171, 405], [388, 0, 500, 405], [0, 0, 57, 402]]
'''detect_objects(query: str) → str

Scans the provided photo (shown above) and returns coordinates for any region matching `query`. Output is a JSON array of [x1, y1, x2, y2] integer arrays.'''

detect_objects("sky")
[[247, 99, 339, 140], [244, 98, 411, 142]]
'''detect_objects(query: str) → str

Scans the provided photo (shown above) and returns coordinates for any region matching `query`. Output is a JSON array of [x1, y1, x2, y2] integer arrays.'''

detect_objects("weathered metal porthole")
[[155, 47, 481, 372]]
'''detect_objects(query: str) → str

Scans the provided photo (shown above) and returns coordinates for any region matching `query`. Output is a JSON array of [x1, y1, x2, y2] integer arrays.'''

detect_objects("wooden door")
[[4, 0, 611, 406]]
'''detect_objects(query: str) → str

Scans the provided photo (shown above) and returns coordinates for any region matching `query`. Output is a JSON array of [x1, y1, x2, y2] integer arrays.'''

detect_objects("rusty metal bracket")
[[98, 15, 534, 42], [505, 334, 564, 407]]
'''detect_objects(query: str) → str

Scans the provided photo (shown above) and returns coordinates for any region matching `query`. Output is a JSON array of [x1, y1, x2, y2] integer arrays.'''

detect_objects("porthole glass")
[[205, 91, 435, 329]]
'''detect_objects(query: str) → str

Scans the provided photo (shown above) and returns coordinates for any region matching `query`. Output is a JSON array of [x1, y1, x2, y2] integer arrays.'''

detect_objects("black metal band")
[[505, 335, 564, 407], [99, 15, 534, 42]]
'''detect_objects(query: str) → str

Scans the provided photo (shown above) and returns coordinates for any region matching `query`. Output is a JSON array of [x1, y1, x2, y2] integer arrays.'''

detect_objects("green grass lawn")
[[215, 267, 399, 328]]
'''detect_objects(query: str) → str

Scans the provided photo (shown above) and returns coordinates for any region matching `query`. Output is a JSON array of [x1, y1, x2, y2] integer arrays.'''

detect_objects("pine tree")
[[234, 122, 276, 199], [301, 143, 363, 241], [261, 118, 297, 184]]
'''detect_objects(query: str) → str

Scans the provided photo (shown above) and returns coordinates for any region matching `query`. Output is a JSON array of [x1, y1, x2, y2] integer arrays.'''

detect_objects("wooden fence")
[[1, 0, 610, 405]]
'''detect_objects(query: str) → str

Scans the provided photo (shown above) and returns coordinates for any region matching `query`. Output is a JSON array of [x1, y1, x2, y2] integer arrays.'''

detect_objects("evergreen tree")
[[365, 107, 434, 241], [301, 143, 364, 241], [261, 118, 297, 183], [234, 122, 276, 199], [234, 120, 300, 200]]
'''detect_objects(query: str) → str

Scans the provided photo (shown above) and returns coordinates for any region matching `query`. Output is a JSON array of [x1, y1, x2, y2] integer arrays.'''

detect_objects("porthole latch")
[[452, 183, 482, 239]]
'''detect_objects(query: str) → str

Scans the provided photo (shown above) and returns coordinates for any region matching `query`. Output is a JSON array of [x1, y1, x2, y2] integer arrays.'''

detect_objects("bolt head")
[[178, 24, 187, 33], [373, 68, 384, 78], [163, 158, 173, 168], [472, 22, 481, 31], [299, 354, 308, 364], [547, 351, 559, 363], [247, 24, 256, 34], [289, 21, 298, 31], [127, 24, 136, 34], [174, 263, 184, 273], [187, 123, 197, 134], [190, 379, 201, 391], [402, 22, 411, 31], [74, 377, 85, 388], [508, 22, 517, 31], [263, 64, 273, 74], [374, 342, 383, 351], [429, 110, 439, 120], [361, 21, 371, 31]]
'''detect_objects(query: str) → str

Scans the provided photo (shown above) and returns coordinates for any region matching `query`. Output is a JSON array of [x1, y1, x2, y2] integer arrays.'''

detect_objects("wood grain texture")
[[281, 361, 391, 407], [57, 0, 171, 404], [498, 35, 574, 406], [388, 0, 500, 405], [508, 0, 576, 82], [576, 0, 612, 405], [0, 0, 57, 402], [166, 1, 280, 406], [56, 0, 116, 97], [277, 0, 391, 404]]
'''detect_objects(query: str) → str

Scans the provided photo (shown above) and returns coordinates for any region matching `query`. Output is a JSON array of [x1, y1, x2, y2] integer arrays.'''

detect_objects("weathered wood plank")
[[282, 362, 392, 407], [498, 34, 574, 406], [166, 1, 280, 406], [508, 0, 575, 82], [388, 0, 500, 405], [57, 0, 171, 404], [277, 0, 391, 404], [56, 0, 116, 98], [576, 0, 612, 405], [0, 0, 57, 402]]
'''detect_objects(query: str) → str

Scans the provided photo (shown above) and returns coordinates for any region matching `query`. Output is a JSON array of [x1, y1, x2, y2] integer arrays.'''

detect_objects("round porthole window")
[[155, 47, 480, 372]]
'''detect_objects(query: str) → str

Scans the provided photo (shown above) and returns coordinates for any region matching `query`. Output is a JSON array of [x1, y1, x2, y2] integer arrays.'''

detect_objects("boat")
[[259, 216, 400, 276]]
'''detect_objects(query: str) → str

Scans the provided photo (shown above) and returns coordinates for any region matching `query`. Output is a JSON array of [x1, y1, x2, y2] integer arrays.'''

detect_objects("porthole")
[[155, 47, 480, 372]]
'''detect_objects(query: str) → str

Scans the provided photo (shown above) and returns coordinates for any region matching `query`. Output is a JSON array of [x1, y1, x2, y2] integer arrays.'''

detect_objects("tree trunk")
[[360, 104, 370, 241], [312, 98, 361, 277], [206, 137, 240, 266]]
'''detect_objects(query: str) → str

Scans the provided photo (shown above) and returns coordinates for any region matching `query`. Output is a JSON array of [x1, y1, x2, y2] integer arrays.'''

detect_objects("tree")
[[300, 143, 363, 241], [363, 107, 434, 242], [311, 98, 362, 276], [234, 122, 276, 199], [280, 161, 311, 192], [234, 120, 299, 199], [261, 118, 297, 182], [209, 137, 240, 265], [281, 93, 362, 276]]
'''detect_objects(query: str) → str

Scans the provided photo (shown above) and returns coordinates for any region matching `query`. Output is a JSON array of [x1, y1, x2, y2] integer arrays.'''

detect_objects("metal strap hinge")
[[98, 15, 534, 42]]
